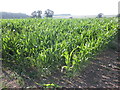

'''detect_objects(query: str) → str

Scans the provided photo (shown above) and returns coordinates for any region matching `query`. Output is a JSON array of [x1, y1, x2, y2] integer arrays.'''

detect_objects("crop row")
[[1, 18, 117, 76]]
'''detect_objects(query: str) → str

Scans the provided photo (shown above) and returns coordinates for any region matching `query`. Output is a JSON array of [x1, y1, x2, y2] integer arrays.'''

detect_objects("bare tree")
[[44, 9, 54, 18]]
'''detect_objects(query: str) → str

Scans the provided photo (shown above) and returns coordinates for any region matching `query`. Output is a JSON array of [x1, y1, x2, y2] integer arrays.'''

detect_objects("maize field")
[[1, 18, 118, 76]]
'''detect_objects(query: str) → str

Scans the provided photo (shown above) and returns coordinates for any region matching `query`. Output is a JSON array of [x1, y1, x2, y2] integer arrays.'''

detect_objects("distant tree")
[[44, 9, 54, 18], [37, 10, 42, 18], [69, 16, 73, 19], [31, 11, 37, 18], [97, 13, 104, 18], [117, 14, 120, 17]]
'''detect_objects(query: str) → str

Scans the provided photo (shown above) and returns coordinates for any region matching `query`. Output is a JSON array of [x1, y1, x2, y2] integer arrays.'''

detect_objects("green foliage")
[[35, 82, 62, 88], [1, 18, 118, 76]]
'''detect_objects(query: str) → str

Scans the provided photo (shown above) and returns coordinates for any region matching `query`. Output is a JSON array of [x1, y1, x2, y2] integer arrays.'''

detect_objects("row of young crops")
[[1, 18, 117, 77]]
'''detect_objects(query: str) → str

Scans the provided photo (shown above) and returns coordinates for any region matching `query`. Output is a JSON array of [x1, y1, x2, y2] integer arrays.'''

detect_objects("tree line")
[[1, 12, 29, 19], [31, 9, 54, 18]]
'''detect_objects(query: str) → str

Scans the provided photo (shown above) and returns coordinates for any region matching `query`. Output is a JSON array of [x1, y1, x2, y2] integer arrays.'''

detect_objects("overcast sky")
[[0, 0, 119, 15]]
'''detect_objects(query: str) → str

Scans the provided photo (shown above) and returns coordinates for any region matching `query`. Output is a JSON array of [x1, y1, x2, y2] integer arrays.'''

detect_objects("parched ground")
[[1, 48, 120, 89]]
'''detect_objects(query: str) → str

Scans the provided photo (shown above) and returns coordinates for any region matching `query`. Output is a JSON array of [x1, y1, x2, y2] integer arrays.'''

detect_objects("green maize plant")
[[1, 17, 118, 77]]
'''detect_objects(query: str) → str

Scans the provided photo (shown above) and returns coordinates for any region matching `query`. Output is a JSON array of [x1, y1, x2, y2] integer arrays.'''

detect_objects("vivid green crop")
[[1, 18, 118, 76]]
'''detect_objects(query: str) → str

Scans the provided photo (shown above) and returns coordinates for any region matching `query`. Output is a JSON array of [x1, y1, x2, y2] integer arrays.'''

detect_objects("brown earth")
[[1, 49, 120, 89]]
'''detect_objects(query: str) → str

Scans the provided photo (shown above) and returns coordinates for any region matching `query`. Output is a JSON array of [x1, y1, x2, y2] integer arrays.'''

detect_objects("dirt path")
[[76, 49, 119, 88], [2, 49, 120, 88]]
